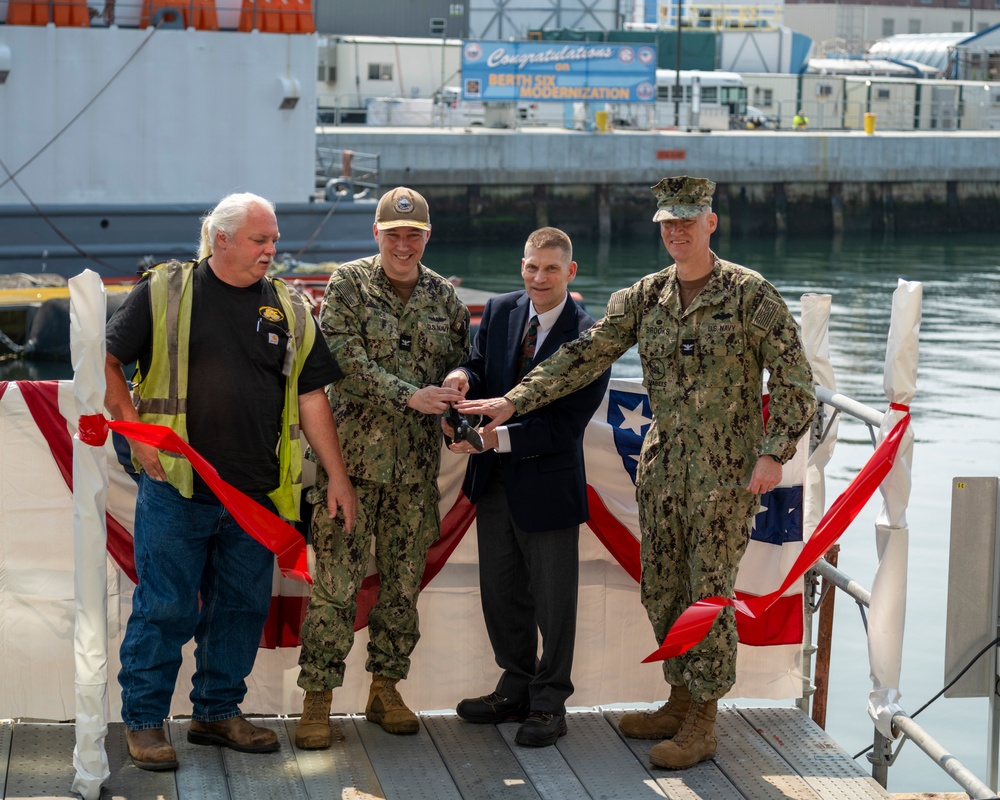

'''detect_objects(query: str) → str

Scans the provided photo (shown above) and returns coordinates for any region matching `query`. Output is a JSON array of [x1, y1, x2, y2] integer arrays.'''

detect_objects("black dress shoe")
[[456, 692, 530, 723], [515, 711, 568, 747]]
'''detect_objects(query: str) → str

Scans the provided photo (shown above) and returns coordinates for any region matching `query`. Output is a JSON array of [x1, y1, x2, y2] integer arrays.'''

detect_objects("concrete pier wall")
[[318, 127, 1000, 240]]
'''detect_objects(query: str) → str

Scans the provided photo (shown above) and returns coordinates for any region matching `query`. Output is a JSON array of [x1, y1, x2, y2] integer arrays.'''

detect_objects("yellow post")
[[864, 112, 876, 135], [595, 110, 610, 133]]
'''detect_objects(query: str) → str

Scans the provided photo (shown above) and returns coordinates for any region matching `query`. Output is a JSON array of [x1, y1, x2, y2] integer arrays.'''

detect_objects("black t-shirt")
[[106, 260, 342, 498]]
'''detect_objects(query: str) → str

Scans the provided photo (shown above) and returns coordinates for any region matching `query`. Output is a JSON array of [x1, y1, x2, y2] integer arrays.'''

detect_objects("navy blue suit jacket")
[[460, 290, 611, 533]]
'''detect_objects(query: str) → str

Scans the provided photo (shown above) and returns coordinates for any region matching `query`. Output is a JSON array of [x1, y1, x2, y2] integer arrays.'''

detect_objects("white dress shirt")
[[494, 294, 569, 453]]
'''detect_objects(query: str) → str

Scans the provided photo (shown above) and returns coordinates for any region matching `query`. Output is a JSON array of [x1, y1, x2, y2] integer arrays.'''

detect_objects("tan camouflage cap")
[[651, 176, 716, 221], [375, 186, 431, 230]]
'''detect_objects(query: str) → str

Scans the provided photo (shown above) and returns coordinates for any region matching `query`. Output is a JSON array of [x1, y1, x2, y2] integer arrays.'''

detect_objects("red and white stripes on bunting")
[[3, 376, 829, 705]]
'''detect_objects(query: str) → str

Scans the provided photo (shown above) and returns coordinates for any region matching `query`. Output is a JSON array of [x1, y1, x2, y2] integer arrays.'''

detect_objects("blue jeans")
[[118, 474, 275, 730]]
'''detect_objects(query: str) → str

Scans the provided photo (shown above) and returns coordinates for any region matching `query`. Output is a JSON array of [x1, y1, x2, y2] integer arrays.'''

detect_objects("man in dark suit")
[[442, 227, 611, 747]]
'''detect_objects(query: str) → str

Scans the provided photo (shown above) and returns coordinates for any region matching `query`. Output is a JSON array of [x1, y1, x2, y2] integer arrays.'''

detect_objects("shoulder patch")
[[607, 288, 628, 318], [334, 278, 360, 307], [750, 295, 781, 333]]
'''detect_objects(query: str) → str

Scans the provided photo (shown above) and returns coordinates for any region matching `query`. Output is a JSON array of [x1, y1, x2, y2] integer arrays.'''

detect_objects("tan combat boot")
[[649, 699, 718, 769], [618, 684, 691, 739], [365, 675, 419, 735], [295, 689, 333, 749]]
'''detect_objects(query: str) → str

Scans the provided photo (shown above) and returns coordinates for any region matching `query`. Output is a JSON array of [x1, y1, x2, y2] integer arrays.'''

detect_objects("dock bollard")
[[864, 112, 876, 135]]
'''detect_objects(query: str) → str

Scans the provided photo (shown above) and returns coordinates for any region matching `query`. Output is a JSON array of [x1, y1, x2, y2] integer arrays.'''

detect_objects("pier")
[[318, 127, 1000, 239]]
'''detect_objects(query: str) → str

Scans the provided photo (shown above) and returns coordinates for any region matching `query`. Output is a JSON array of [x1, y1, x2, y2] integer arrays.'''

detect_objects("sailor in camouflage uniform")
[[458, 176, 816, 769], [295, 187, 470, 748]]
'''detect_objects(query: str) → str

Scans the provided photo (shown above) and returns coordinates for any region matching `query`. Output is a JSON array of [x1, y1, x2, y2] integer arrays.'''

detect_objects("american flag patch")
[[334, 279, 360, 307], [751, 296, 781, 333], [606, 289, 628, 318]]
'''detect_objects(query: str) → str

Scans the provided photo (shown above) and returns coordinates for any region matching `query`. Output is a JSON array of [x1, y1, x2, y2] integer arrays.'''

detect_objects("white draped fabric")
[[69, 270, 111, 800], [800, 293, 838, 540], [867, 279, 922, 739]]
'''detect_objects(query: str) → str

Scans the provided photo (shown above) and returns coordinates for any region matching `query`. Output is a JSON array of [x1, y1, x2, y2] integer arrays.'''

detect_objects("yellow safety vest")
[[132, 260, 314, 520]]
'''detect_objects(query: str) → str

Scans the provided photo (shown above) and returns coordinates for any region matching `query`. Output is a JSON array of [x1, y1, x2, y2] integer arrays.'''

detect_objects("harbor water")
[[2, 230, 998, 794]]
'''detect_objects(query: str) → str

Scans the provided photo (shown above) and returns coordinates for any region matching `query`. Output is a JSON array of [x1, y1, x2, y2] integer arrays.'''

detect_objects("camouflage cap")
[[375, 186, 431, 230], [651, 176, 716, 222]]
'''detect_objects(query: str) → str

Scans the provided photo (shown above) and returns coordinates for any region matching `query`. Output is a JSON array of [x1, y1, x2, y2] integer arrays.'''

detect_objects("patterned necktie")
[[520, 315, 539, 377]]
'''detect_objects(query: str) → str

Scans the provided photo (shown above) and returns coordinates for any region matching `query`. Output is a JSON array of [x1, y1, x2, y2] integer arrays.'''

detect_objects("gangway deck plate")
[[282, 716, 385, 799], [0, 706, 897, 799], [505, 711, 637, 798], [605, 708, 742, 799], [422, 714, 541, 799], [737, 707, 890, 799]]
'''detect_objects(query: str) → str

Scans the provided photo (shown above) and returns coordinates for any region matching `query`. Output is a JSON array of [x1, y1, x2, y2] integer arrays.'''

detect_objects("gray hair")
[[197, 192, 275, 260]]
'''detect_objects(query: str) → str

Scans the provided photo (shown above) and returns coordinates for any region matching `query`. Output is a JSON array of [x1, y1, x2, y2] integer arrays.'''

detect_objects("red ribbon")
[[108, 419, 312, 585], [642, 412, 911, 663], [77, 414, 109, 446]]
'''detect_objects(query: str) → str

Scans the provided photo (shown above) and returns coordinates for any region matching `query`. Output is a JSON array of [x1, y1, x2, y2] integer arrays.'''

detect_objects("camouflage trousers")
[[296, 477, 441, 691], [636, 482, 756, 703]]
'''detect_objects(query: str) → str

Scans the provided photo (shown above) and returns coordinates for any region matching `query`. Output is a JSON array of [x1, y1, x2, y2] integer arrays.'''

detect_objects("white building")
[[782, 0, 1000, 57]]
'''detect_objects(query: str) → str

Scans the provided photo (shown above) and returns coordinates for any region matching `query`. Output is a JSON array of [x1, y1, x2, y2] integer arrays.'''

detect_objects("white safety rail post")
[[69, 270, 111, 800]]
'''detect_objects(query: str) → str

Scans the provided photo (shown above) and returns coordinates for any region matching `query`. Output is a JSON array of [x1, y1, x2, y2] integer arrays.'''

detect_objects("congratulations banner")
[[461, 40, 657, 103]]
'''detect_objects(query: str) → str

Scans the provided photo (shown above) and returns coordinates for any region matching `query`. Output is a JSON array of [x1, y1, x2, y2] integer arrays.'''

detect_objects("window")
[[882, 18, 895, 37], [908, 19, 921, 34], [657, 85, 689, 102], [876, 88, 891, 100], [817, 83, 833, 97], [754, 88, 774, 107], [700, 87, 718, 103], [952, 21, 965, 32], [368, 63, 393, 81]]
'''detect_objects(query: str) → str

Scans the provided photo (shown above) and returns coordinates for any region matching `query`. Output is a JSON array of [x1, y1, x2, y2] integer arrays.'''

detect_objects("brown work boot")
[[618, 684, 691, 739], [365, 675, 419, 735], [126, 727, 178, 771], [649, 699, 718, 769], [187, 716, 279, 753], [295, 689, 333, 750]]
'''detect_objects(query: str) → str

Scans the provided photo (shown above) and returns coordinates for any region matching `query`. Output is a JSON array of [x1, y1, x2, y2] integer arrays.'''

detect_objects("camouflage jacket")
[[506, 255, 816, 497], [316, 256, 470, 485]]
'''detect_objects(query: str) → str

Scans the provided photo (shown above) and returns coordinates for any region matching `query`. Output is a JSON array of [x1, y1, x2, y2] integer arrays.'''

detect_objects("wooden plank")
[[737, 707, 892, 800], [423, 715, 541, 799], [283, 716, 386, 800]]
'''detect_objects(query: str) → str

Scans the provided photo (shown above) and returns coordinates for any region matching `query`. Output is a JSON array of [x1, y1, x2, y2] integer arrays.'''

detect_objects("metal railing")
[[803, 384, 997, 799], [314, 147, 379, 200]]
